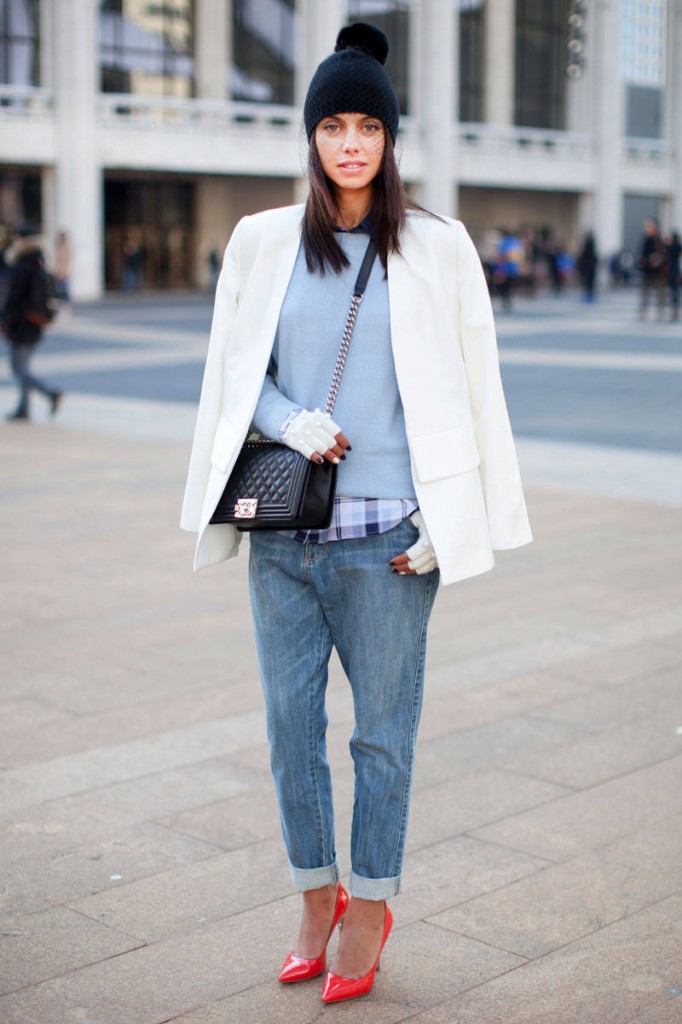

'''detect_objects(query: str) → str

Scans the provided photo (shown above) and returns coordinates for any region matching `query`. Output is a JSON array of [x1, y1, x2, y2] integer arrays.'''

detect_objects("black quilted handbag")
[[210, 239, 376, 531], [209, 441, 336, 530]]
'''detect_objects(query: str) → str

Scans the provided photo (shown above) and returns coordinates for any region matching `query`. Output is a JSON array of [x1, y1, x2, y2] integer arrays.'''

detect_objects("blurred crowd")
[[478, 218, 681, 321]]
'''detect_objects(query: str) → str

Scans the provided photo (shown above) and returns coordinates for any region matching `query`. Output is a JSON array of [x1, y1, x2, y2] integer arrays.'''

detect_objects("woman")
[[182, 24, 531, 1003]]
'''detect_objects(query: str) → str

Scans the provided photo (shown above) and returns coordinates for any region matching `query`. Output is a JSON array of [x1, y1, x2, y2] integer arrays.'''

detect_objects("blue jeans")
[[248, 518, 439, 900], [9, 343, 54, 415]]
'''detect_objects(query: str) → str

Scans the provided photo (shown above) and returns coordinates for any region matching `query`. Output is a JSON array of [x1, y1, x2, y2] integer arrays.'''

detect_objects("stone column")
[[196, 0, 230, 99], [296, 0, 345, 107], [52, 0, 102, 300], [417, 0, 457, 216], [591, 0, 624, 259], [484, 0, 515, 125], [669, 0, 682, 230], [294, 0, 345, 200]]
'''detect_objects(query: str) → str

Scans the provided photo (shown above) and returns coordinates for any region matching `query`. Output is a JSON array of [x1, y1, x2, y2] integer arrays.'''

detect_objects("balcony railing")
[[0, 84, 54, 118], [624, 136, 671, 164], [458, 122, 594, 161], [97, 94, 304, 135]]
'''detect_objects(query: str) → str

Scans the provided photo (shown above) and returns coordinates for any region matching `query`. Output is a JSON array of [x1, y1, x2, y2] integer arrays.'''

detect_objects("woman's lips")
[[338, 162, 367, 170]]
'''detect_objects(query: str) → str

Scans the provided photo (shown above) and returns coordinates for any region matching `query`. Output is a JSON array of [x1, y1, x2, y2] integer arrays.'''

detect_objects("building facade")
[[1, 0, 681, 299]]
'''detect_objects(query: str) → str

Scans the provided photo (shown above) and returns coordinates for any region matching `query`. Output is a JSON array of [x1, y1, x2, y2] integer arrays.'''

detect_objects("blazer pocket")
[[210, 414, 241, 474], [409, 422, 480, 483]]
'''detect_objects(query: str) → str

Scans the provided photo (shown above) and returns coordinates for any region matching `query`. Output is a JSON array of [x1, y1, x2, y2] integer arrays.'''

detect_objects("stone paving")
[[1, 293, 682, 1023]]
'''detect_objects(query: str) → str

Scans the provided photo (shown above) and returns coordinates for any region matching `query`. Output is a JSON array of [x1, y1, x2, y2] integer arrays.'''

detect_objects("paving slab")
[[405, 893, 682, 1024], [471, 754, 682, 862], [427, 813, 682, 958], [68, 838, 292, 943], [0, 905, 143, 996], [404, 770, 570, 854], [0, 821, 221, 916], [0, 899, 313, 1024], [507, 708, 682, 789]]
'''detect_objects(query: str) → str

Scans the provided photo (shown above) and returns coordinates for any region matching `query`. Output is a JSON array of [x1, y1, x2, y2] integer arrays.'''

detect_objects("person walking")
[[181, 23, 532, 1005], [638, 218, 666, 320], [1, 223, 63, 421], [577, 230, 599, 302]]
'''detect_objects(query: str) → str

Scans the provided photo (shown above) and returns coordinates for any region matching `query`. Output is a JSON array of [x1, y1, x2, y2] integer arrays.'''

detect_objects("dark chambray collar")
[[333, 212, 373, 235]]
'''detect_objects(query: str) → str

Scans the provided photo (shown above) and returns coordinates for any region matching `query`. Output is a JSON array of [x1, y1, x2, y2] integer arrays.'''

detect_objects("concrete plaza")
[[1, 291, 681, 1023]]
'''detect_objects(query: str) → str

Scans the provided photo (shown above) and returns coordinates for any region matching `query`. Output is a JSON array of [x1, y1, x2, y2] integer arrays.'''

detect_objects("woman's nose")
[[342, 130, 360, 151]]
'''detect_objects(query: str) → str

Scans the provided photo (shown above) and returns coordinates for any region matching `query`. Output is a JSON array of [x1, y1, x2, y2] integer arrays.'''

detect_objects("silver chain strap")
[[323, 292, 364, 417]]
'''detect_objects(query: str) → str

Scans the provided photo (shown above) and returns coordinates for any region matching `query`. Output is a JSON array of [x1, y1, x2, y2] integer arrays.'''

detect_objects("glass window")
[[621, 0, 667, 137], [347, 1, 411, 115], [99, 0, 195, 97], [459, 0, 484, 122], [514, 0, 568, 129], [625, 83, 663, 137], [0, 0, 39, 86], [621, 0, 667, 86], [232, 0, 296, 104]]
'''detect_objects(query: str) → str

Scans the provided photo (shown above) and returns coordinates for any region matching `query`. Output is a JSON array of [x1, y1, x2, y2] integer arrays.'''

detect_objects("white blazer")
[[181, 204, 532, 585]]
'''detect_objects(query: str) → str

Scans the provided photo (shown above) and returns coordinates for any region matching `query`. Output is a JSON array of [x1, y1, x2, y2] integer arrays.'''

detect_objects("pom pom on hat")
[[334, 23, 389, 65], [303, 22, 399, 141]]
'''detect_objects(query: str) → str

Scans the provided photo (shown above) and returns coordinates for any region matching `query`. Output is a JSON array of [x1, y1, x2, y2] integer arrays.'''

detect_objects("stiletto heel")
[[278, 884, 349, 983], [321, 903, 393, 1003]]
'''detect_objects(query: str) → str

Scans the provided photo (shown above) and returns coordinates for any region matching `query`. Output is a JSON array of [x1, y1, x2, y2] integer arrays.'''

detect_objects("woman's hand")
[[282, 408, 351, 465], [390, 511, 438, 575]]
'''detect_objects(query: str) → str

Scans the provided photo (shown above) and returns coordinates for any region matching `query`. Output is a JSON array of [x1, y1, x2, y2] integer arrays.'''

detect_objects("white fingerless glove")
[[282, 408, 342, 461], [406, 511, 438, 574]]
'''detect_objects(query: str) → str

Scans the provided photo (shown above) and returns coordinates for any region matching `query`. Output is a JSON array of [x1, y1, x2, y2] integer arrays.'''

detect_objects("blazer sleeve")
[[456, 223, 532, 550], [180, 219, 244, 532]]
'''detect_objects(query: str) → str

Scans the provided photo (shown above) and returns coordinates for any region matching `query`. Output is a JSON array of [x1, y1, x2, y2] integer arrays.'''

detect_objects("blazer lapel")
[[387, 222, 434, 430]]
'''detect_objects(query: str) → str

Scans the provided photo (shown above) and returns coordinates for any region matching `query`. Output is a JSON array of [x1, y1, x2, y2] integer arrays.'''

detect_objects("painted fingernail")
[[332, 457, 340, 464], [340, 454, 346, 460], [345, 445, 352, 451], [316, 456, 324, 464]]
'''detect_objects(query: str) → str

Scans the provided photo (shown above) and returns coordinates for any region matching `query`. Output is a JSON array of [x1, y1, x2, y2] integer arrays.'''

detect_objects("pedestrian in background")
[[182, 22, 531, 1006], [638, 217, 666, 320], [121, 237, 145, 291], [577, 230, 599, 302], [494, 227, 523, 311], [664, 230, 681, 322], [1, 223, 64, 421]]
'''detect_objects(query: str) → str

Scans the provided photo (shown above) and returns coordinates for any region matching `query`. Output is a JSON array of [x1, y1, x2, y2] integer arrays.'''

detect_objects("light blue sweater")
[[251, 232, 416, 500]]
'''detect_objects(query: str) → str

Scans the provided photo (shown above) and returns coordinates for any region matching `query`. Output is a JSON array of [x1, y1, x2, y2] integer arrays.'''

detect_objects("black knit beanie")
[[303, 23, 400, 142]]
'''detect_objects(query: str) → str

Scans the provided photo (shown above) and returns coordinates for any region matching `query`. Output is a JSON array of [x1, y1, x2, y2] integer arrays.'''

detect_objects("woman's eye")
[[323, 122, 339, 132], [363, 122, 381, 133]]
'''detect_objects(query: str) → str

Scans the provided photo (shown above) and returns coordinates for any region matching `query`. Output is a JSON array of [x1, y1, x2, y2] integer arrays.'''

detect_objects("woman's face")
[[314, 112, 385, 195]]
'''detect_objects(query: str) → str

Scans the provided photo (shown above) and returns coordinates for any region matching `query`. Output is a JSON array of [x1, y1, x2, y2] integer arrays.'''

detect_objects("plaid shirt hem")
[[278, 496, 418, 544]]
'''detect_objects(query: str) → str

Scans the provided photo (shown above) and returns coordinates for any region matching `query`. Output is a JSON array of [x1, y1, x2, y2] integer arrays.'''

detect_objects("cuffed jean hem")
[[350, 871, 401, 901], [289, 860, 341, 892]]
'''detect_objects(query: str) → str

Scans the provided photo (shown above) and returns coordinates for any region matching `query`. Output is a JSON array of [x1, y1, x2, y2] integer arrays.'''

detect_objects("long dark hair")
[[302, 130, 424, 275]]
